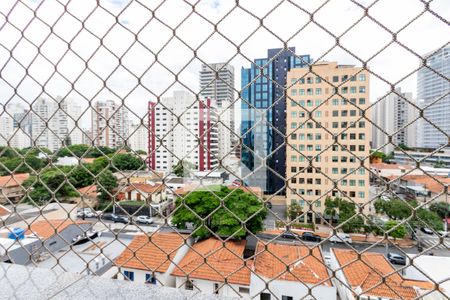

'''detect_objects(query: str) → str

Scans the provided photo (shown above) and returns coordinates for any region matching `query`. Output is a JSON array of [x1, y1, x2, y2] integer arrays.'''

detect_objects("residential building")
[[392, 148, 450, 167], [199, 63, 236, 162], [31, 97, 83, 151], [0, 174, 29, 204], [417, 47, 450, 148], [241, 48, 312, 193], [250, 242, 336, 299], [92, 100, 129, 148], [171, 238, 251, 298], [286, 62, 371, 220], [147, 91, 219, 173], [127, 122, 148, 153], [115, 233, 191, 286], [330, 248, 440, 300], [0, 103, 32, 149], [372, 88, 417, 153], [389, 174, 450, 202], [122, 183, 168, 216]]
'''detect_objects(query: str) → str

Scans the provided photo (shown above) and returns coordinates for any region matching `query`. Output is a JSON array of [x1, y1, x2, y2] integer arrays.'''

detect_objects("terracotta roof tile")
[[0, 205, 11, 217], [171, 238, 250, 286], [254, 242, 330, 286], [124, 183, 163, 194], [0, 174, 29, 187], [77, 185, 97, 197], [333, 249, 434, 300], [115, 233, 186, 273], [371, 163, 413, 170], [25, 219, 91, 240], [390, 175, 450, 194]]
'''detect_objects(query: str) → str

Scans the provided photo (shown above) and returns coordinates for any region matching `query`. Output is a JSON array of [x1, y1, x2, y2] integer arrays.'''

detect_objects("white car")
[[329, 233, 352, 244], [136, 216, 154, 224], [77, 211, 95, 218]]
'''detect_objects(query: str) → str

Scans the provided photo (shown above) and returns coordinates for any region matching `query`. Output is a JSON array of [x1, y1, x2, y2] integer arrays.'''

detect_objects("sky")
[[0, 0, 449, 130]]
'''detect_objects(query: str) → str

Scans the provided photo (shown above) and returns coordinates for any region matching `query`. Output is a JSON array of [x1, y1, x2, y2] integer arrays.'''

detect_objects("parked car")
[[387, 253, 406, 265], [266, 201, 273, 209], [438, 231, 449, 238], [301, 232, 321, 242], [420, 227, 434, 235], [136, 215, 154, 225], [77, 211, 96, 218], [328, 233, 352, 244], [112, 215, 129, 224], [101, 213, 115, 221], [281, 231, 299, 240]]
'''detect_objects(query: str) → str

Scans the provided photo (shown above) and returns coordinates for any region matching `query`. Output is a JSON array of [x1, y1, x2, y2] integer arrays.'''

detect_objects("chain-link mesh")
[[0, 0, 449, 299]]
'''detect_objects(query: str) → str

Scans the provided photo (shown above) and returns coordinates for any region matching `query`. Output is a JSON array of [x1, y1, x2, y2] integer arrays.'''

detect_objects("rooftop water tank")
[[8, 228, 25, 240]]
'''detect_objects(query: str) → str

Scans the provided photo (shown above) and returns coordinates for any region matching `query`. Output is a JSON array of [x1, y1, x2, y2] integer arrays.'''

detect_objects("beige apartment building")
[[286, 62, 371, 223]]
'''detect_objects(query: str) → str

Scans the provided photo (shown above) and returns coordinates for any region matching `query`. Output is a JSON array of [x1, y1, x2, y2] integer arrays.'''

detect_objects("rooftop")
[[171, 238, 251, 286], [77, 185, 97, 198], [0, 205, 11, 217], [115, 233, 187, 273], [390, 175, 450, 194], [332, 249, 434, 300], [370, 163, 413, 170], [25, 219, 91, 240], [253, 242, 330, 286], [0, 174, 29, 188], [123, 183, 163, 194]]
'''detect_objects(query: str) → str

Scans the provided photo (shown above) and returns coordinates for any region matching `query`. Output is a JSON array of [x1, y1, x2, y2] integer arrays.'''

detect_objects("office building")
[[372, 88, 417, 153], [199, 63, 236, 162], [31, 97, 82, 151], [417, 47, 450, 148], [148, 91, 219, 173], [91, 100, 129, 148], [241, 48, 312, 193], [286, 62, 371, 220]]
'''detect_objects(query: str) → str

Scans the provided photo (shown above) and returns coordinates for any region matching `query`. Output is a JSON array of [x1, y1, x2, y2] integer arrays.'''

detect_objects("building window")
[[358, 73, 366, 81], [332, 98, 339, 105], [332, 168, 338, 174], [315, 77, 322, 83], [332, 76, 339, 83], [359, 98, 366, 105], [315, 88, 322, 95], [239, 287, 250, 294], [261, 293, 271, 300], [185, 280, 194, 290], [282, 296, 293, 300], [359, 86, 366, 93], [350, 86, 357, 93], [359, 180, 365, 187], [349, 180, 356, 186], [299, 89, 305, 95], [124, 270, 134, 281], [358, 191, 365, 198], [145, 274, 156, 284], [341, 87, 348, 94]]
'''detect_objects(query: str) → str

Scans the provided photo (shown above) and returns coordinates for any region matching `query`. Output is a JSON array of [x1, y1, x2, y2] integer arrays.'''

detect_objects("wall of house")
[[329, 250, 354, 300], [117, 268, 165, 285], [250, 273, 336, 300], [43, 223, 92, 253], [174, 277, 249, 298]]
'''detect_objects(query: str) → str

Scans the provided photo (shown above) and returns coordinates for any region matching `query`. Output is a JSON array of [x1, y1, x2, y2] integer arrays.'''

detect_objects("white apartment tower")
[[417, 47, 450, 148], [372, 88, 417, 153], [31, 97, 82, 151], [128, 122, 148, 153], [92, 100, 129, 148], [148, 90, 219, 173], [199, 63, 235, 162], [0, 103, 32, 149]]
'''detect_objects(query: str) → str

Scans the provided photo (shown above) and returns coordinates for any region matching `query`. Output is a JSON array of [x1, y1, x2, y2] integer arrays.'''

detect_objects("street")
[[264, 204, 286, 230]]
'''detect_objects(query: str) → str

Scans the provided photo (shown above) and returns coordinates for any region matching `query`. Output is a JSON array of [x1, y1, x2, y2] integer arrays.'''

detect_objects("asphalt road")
[[264, 204, 286, 230]]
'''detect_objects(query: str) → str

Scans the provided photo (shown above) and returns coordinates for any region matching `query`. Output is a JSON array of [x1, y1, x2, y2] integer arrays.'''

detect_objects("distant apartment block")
[[31, 97, 82, 152], [199, 63, 236, 161], [286, 62, 371, 220], [372, 88, 417, 153], [0, 103, 32, 149], [127, 122, 148, 153], [147, 91, 219, 173], [392, 148, 450, 167], [417, 47, 450, 148], [241, 48, 312, 193], [92, 100, 129, 148]]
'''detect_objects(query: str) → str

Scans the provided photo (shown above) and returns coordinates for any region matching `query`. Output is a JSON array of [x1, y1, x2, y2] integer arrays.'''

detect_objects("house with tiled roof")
[[250, 242, 336, 299], [115, 233, 191, 286], [330, 248, 441, 300], [389, 174, 450, 202], [0, 173, 29, 204], [171, 238, 252, 298]]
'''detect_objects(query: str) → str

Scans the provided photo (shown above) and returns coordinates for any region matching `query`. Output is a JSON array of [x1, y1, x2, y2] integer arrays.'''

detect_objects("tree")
[[111, 153, 145, 171], [0, 147, 19, 158], [385, 220, 407, 240], [91, 156, 109, 173], [374, 198, 415, 220], [135, 150, 147, 155], [67, 165, 95, 188], [97, 170, 118, 202], [56, 144, 90, 158], [370, 150, 386, 163], [172, 160, 195, 177], [19, 147, 52, 156], [429, 201, 450, 219], [287, 202, 303, 221], [171, 186, 267, 239], [415, 208, 443, 231], [0, 156, 46, 176], [433, 160, 446, 168], [86, 146, 115, 158], [324, 197, 364, 233]]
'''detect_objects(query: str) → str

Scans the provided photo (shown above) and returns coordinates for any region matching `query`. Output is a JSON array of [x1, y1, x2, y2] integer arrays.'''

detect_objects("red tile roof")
[[26, 219, 91, 240], [0, 205, 11, 217], [390, 175, 450, 194], [371, 163, 413, 170], [171, 238, 251, 286], [333, 249, 434, 300], [253, 242, 330, 286], [115, 233, 186, 273], [77, 185, 97, 198], [124, 183, 163, 194], [0, 174, 29, 187]]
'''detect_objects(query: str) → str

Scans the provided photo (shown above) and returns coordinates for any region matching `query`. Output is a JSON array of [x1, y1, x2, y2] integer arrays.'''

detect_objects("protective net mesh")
[[0, 0, 449, 299]]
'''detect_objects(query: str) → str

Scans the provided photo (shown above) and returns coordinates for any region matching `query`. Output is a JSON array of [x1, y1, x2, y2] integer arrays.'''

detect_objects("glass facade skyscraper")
[[241, 47, 312, 193], [417, 46, 450, 149]]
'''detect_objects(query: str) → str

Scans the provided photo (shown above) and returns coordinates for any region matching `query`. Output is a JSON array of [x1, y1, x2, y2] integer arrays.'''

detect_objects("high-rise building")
[[286, 62, 371, 220], [128, 122, 148, 153], [91, 100, 129, 148], [148, 91, 219, 173], [241, 48, 312, 193], [0, 103, 32, 149], [31, 97, 82, 151], [372, 88, 417, 153], [417, 47, 450, 148], [199, 63, 235, 163]]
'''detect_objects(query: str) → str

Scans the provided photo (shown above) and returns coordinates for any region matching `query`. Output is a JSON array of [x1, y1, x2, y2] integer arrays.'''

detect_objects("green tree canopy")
[[111, 153, 145, 171], [56, 144, 90, 158], [171, 186, 267, 239], [287, 202, 303, 221], [172, 160, 195, 177], [97, 170, 118, 202], [324, 197, 364, 233], [385, 220, 407, 239], [429, 201, 450, 219], [0, 155, 46, 176], [374, 198, 416, 220]]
